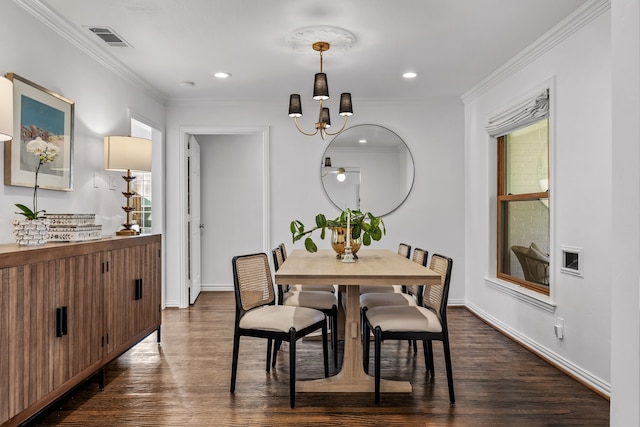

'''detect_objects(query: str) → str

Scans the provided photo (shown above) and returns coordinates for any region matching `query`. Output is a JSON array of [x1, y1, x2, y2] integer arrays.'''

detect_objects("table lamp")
[[104, 136, 152, 235]]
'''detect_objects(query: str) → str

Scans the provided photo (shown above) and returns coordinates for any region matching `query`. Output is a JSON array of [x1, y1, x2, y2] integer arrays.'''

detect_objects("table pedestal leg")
[[296, 285, 412, 393]]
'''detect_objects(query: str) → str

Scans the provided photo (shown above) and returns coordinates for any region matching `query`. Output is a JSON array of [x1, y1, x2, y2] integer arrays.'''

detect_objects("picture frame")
[[4, 73, 74, 191]]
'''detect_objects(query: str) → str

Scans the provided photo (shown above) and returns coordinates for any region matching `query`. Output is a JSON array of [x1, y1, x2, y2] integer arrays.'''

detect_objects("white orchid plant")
[[15, 137, 60, 220]]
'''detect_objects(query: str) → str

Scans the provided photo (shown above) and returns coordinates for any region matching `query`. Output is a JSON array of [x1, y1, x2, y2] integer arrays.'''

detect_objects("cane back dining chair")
[[281, 243, 336, 293], [360, 248, 429, 353], [360, 248, 429, 312], [359, 243, 411, 295], [273, 245, 339, 367], [230, 252, 329, 408], [363, 253, 455, 404]]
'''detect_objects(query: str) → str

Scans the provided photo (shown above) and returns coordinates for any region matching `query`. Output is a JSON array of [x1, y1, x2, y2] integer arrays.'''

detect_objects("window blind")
[[485, 89, 549, 137]]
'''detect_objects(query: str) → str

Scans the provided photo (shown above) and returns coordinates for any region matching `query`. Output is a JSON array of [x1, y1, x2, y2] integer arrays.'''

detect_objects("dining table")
[[274, 248, 441, 393]]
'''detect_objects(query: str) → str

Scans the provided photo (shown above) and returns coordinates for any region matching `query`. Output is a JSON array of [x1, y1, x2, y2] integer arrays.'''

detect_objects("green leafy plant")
[[290, 209, 386, 253], [15, 137, 60, 220]]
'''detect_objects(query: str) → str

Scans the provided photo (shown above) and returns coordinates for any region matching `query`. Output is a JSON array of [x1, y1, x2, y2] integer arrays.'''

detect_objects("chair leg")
[[266, 338, 273, 373], [331, 310, 338, 368], [442, 335, 455, 404], [422, 339, 430, 372], [427, 340, 435, 377], [230, 332, 240, 393], [289, 329, 296, 408], [412, 339, 418, 354], [363, 318, 371, 374], [322, 321, 329, 378], [374, 327, 382, 404], [272, 340, 279, 368]]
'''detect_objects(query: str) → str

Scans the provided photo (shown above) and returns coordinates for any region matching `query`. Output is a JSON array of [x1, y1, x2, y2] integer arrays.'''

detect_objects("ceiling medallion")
[[285, 26, 357, 54]]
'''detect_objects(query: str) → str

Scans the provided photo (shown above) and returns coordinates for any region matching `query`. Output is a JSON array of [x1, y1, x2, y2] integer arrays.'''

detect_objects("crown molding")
[[461, 0, 610, 104], [14, 0, 168, 105]]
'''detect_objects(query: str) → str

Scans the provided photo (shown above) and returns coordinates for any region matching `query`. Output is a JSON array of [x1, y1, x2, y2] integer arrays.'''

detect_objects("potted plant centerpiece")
[[13, 136, 59, 246], [290, 209, 385, 258]]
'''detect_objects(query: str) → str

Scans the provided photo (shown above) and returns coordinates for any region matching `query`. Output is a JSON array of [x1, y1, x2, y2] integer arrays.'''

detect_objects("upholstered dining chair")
[[281, 243, 336, 293], [363, 253, 455, 404], [360, 248, 429, 353], [230, 252, 329, 408], [359, 243, 411, 295], [272, 246, 339, 368]]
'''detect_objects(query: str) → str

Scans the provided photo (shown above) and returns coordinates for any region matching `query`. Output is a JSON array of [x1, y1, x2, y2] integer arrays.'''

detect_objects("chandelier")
[[288, 41, 353, 140]]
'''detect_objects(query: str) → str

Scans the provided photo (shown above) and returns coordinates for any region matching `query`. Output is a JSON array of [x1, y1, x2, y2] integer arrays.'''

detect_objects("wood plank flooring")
[[29, 292, 609, 426]]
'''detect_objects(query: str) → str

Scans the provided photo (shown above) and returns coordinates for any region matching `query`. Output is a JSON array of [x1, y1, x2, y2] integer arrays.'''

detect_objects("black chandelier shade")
[[313, 73, 329, 100], [288, 94, 302, 117], [321, 107, 331, 127], [339, 93, 353, 116]]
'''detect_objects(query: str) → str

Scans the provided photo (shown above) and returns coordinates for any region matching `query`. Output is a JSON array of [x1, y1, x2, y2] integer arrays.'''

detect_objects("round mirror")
[[321, 124, 415, 216]]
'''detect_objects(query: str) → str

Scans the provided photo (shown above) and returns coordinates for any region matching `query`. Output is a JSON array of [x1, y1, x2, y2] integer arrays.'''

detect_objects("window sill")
[[484, 277, 557, 313]]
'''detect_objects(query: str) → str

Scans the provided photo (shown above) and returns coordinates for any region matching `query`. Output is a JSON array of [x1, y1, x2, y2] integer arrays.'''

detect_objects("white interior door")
[[189, 137, 202, 304]]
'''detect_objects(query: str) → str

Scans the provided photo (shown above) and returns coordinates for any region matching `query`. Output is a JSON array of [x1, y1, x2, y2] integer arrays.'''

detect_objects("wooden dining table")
[[274, 248, 441, 393]]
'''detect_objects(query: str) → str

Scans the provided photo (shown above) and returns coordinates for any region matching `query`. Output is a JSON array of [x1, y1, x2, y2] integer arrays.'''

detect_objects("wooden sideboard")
[[0, 234, 162, 427]]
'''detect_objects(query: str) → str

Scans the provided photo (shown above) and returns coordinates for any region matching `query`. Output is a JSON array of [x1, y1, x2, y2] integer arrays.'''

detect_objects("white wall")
[[463, 8, 611, 395], [165, 98, 466, 306], [610, 0, 640, 424], [0, 2, 165, 242], [199, 133, 264, 288]]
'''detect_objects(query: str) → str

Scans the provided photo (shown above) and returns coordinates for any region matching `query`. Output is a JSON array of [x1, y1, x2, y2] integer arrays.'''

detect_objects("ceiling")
[[26, 0, 588, 103]]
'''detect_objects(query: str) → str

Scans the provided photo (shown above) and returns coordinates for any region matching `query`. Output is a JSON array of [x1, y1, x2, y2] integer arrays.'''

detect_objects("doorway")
[[179, 126, 269, 308]]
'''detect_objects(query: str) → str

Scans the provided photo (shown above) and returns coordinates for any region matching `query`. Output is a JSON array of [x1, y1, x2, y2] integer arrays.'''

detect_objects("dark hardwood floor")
[[29, 292, 609, 426]]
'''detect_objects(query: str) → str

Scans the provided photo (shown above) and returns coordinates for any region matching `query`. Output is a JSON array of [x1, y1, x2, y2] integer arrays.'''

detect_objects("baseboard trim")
[[465, 301, 610, 399], [201, 284, 233, 292]]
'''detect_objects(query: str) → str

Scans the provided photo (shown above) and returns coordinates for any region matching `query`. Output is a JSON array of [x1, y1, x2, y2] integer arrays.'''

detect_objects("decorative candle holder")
[[342, 246, 356, 263]]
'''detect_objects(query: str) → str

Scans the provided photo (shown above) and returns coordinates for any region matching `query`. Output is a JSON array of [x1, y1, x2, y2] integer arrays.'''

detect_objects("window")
[[131, 172, 152, 234], [497, 119, 550, 295], [130, 117, 153, 235]]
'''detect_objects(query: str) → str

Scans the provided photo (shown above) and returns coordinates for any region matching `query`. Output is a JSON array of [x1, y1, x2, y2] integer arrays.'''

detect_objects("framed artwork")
[[4, 73, 74, 191]]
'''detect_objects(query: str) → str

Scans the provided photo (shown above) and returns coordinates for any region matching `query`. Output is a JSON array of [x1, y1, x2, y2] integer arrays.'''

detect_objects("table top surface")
[[275, 249, 441, 286]]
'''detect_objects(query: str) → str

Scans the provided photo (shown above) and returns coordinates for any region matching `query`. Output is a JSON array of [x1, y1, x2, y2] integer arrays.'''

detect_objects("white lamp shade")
[[104, 136, 152, 172], [0, 76, 13, 142]]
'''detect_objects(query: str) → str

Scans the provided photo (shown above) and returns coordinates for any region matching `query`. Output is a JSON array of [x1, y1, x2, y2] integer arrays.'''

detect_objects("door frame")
[[178, 126, 270, 308]]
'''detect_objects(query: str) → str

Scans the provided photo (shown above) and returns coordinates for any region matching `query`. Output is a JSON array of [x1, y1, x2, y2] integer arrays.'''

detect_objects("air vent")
[[87, 27, 130, 47]]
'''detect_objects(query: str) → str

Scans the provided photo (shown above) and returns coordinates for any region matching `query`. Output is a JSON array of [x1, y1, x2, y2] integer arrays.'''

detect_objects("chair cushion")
[[283, 290, 337, 310], [239, 305, 325, 332], [366, 306, 442, 333], [360, 292, 417, 310], [290, 284, 336, 292], [359, 285, 402, 294]]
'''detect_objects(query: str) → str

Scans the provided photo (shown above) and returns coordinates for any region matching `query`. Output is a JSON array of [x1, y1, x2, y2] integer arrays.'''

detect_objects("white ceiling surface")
[[34, 0, 588, 103]]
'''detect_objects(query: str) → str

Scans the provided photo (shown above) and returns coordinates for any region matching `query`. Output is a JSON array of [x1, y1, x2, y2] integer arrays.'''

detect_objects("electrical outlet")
[[554, 317, 564, 339], [109, 176, 118, 190]]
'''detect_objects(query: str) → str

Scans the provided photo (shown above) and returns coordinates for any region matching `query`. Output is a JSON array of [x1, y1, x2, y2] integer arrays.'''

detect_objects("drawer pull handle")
[[56, 306, 68, 337], [135, 279, 143, 300]]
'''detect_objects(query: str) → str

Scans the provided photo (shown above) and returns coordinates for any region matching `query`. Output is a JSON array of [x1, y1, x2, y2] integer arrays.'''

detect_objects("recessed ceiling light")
[[213, 72, 231, 79], [179, 81, 195, 87], [358, 139, 367, 144], [403, 72, 418, 79]]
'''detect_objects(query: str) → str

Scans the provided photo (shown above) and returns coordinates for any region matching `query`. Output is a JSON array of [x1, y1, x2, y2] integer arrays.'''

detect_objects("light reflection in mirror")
[[321, 124, 414, 216]]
